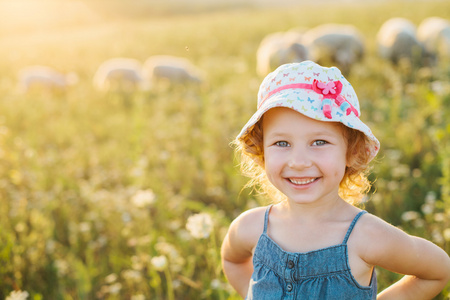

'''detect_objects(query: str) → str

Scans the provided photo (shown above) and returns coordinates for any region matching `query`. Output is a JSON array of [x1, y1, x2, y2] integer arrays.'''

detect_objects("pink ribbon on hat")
[[259, 79, 359, 119]]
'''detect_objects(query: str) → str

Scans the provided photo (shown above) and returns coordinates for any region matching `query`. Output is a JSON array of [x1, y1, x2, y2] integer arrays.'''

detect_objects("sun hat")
[[237, 60, 380, 160]]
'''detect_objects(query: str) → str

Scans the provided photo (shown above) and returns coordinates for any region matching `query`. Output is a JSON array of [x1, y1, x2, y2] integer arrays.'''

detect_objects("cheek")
[[264, 153, 281, 176]]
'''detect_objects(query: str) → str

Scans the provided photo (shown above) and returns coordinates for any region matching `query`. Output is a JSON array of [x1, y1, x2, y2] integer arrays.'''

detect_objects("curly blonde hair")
[[234, 117, 373, 205]]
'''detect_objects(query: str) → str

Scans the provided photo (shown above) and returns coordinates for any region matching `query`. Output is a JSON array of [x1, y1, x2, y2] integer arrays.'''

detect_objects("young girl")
[[221, 61, 450, 299]]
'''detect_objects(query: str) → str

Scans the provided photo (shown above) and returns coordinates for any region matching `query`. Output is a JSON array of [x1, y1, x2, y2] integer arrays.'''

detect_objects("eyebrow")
[[265, 129, 341, 140]]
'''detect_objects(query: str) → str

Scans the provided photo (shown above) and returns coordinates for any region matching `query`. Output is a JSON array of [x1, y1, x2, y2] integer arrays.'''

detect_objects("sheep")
[[417, 17, 450, 62], [376, 18, 426, 64], [93, 57, 145, 92], [256, 31, 309, 76], [18, 66, 78, 93], [302, 24, 365, 74], [142, 55, 204, 85]]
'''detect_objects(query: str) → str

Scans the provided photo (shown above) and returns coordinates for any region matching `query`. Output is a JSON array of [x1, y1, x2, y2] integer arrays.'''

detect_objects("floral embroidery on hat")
[[312, 79, 343, 99]]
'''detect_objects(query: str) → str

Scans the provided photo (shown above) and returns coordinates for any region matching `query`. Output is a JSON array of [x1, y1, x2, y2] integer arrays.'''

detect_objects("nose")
[[287, 148, 312, 169]]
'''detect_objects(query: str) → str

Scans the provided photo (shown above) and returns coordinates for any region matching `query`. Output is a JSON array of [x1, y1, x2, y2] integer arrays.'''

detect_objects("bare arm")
[[221, 208, 265, 298], [360, 215, 450, 300]]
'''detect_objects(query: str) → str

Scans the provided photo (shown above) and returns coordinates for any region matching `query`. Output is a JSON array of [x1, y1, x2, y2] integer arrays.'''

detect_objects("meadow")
[[0, 0, 449, 299]]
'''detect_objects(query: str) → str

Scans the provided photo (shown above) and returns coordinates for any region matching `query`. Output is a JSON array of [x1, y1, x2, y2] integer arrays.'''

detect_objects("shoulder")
[[351, 212, 449, 273], [229, 206, 268, 244], [221, 206, 268, 261], [350, 212, 409, 259]]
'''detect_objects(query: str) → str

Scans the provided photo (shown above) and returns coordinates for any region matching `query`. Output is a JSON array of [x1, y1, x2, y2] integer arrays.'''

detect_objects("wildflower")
[[186, 213, 214, 239], [131, 189, 156, 208], [425, 191, 437, 203], [131, 295, 146, 300], [108, 283, 122, 294], [431, 229, 444, 244], [151, 255, 168, 271], [122, 270, 142, 281], [434, 213, 445, 222], [443, 228, 450, 241], [391, 164, 410, 178], [6, 290, 29, 300], [155, 242, 179, 259], [55, 259, 69, 276], [421, 203, 434, 215], [105, 273, 118, 284], [401, 211, 420, 222], [79, 222, 91, 233], [211, 279, 223, 289]]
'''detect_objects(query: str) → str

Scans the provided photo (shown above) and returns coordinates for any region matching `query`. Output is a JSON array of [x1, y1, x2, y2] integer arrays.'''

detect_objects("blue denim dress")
[[246, 206, 377, 299]]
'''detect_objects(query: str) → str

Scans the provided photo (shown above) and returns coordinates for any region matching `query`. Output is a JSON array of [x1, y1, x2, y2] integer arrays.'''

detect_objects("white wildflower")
[[108, 283, 122, 294], [211, 279, 222, 289], [186, 213, 214, 239], [151, 255, 168, 271], [421, 203, 434, 215], [155, 242, 179, 259], [172, 279, 182, 289], [434, 213, 445, 222], [79, 222, 91, 233], [122, 269, 142, 281], [55, 259, 69, 276], [131, 190, 156, 208], [6, 290, 29, 300], [443, 228, 450, 241], [105, 273, 118, 284], [425, 191, 437, 203], [431, 229, 444, 244], [391, 164, 410, 178], [401, 211, 420, 222]]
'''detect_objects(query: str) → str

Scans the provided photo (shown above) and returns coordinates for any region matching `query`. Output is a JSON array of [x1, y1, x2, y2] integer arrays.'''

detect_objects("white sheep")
[[417, 17, 450, 62], [142, 55, 204, 85], [376, 18, 425, 64], [302, 24, 365, 73], [18, 66, 78, 92], [93, 57, 145, 92], [256, 31, 309, 76]]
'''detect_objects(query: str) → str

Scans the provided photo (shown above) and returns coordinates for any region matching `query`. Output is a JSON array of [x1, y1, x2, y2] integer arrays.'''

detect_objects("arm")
[[360, 215, 450, 300], [221, 208, 265, 298]]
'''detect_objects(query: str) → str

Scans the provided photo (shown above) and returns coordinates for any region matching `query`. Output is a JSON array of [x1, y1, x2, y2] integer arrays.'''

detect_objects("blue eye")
[[275, 141, 290, 147], [313, 140, 327, 146]]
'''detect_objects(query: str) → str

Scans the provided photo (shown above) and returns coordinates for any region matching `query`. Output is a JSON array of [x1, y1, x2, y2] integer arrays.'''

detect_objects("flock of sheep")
[[17, 16, 450, 93], [257, 16, 450, 76], [18, 55, 205, 93]]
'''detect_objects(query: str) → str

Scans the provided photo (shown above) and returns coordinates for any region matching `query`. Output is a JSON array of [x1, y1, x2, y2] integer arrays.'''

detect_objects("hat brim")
[[237, 89, 380, 160]]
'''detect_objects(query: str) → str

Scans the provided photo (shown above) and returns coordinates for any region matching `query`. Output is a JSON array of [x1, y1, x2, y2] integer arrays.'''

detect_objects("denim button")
[[287, 283, 293, 292], [288, 260, 295, 269]]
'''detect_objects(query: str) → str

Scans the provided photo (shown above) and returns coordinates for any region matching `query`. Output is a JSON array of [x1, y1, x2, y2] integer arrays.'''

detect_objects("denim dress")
[[246, 206, 377, 299]]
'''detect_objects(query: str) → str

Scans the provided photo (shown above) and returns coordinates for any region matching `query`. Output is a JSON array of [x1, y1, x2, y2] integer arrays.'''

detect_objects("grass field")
[[0, 0, 449, 299]]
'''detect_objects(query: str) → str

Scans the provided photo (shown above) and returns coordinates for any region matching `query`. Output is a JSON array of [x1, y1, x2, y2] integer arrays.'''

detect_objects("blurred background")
[[0, 0, 449, 299]]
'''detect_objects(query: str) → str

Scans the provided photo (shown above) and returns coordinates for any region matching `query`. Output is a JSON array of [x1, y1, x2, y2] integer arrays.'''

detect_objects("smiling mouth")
[[288, 178, 318, 185]]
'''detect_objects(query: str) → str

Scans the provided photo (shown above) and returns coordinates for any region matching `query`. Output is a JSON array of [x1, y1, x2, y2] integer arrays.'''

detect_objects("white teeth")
[[289, 178, 316, 185]]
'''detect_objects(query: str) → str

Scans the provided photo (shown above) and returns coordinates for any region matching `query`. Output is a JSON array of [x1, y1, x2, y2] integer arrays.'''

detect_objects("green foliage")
[[0, 0, 449, 299]]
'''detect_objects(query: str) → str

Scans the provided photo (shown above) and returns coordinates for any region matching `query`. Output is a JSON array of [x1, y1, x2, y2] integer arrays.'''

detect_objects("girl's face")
[[262, 107, 348, 206]]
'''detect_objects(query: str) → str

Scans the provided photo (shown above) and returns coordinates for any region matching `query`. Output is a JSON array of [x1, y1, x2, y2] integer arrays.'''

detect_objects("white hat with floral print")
[[237, 60, 380, 160]]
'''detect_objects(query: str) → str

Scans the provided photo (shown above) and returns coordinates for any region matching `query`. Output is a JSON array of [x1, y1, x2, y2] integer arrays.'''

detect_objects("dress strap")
[[263, 205, 273, 233], [342, 210, 367, 244]]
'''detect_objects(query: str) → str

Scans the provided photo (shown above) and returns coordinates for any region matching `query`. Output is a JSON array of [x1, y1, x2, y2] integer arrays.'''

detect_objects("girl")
[[221, 61, 450, 299]]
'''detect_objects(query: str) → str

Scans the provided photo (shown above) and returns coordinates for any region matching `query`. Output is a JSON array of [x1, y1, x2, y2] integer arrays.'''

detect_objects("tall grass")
[[0, 0, 449, 299]]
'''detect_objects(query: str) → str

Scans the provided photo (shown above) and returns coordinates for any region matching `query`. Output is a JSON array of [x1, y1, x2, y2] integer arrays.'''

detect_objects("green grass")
[[0, 0, 449, 299]]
